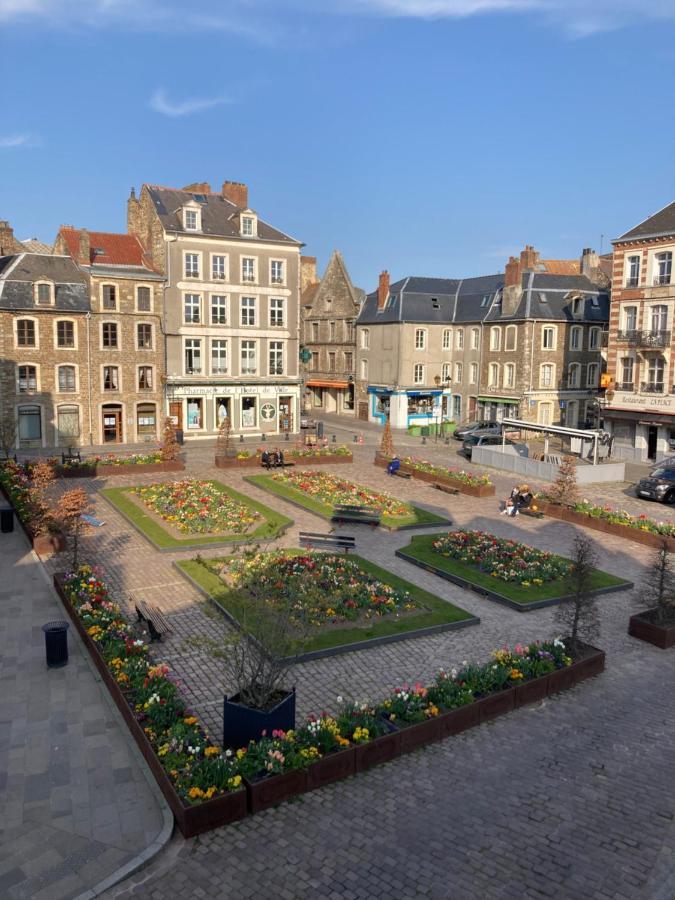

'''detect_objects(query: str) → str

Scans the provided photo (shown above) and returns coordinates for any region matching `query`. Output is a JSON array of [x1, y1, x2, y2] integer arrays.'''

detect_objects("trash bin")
[[0, 505, 13, 533], [175, 429, 184, 446], [42, 621, 70, 668], [421, 426, 430, 437], [316, 421, 324, 439]]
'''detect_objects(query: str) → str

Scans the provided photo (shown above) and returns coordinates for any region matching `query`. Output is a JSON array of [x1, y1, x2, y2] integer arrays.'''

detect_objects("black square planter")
[[223, 687, 296, 749]]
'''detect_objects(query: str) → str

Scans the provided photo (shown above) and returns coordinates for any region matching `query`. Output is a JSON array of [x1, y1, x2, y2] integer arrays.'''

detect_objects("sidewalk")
[[0, 526, 172, 900]]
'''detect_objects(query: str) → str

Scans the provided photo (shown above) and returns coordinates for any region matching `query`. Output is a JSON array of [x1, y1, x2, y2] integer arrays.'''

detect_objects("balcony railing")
[[625, 278, 639, 288], [616, 329, 671, 348], [640, 381, 665, 393], [242, 274, 256, 283], [653, 275, 671, 286], [271, 276, 284, 284], [185, 366, 202, 375], [616, 381, 634, 391], [211, 367, 228, 375], [268, 365, 284, 375]]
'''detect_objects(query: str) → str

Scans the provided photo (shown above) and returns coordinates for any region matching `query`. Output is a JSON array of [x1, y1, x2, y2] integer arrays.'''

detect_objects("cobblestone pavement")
[[0, 528, 169, 900], [38, 437, 675, 899]]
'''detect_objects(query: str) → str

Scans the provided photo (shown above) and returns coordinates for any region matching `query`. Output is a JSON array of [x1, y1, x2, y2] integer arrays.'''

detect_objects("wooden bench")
[[392, 468, 411, 479], [134, 597, 173, 642], [519, 507, 544, 519], [299, 531, 356, 553], [61, 448, 82, 465], [433, 482, 460, 496], [331, 504, 381, 527]]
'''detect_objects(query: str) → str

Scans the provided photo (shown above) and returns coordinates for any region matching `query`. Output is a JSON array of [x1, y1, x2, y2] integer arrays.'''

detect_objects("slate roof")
[[0, 253, 90, 312], [21, 238, 52, 254], [615, 201, 675, 243], [301, 250, 364, 314], [144, 185, 303, 246]]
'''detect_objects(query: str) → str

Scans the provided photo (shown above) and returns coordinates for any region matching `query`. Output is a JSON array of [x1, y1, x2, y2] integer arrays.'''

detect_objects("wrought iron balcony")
[[616, 382, 634, 391], [616, 329, 670, 348], [653, 275, 671, 286], [640, 382, 665, 394], [625, 278, 639, 288]]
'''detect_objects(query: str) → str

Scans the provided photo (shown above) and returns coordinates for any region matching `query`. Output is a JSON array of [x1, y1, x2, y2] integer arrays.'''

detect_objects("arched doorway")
[[102, 404, 123, 443]]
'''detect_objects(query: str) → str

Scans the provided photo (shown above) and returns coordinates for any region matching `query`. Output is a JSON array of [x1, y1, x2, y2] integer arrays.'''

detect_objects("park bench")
[[519, 507, 544, 519], [433, 481, 460, 496], [260, 458, 295, 470], [61, 448, 82, 465], [133, 597, 173, 642], [392, 468, 411, 479], [299, 531, 356, 554], [331, 504, 381, 528]]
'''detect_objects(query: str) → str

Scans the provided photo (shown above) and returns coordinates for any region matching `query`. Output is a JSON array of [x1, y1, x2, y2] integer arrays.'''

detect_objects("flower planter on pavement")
[[223, 689, 296, 749], [513, 676, 549, 707], [437, 702, 481, 738], [55, 460, 185, 478], [306, 747, 356, 790], [628, 611, 675, 649], [353, 727, 401, 773], [215, 452, 353, 469], [373, 454, 495, 497], [244, 769, 308, 813], [389, 716, 443, 754], [537, 501, 675, 552], [475, 688, 516, 723]]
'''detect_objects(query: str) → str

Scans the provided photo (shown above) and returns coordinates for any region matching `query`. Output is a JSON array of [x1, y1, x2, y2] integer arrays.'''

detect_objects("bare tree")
[[640, 540, 675, 626], [30, 459, 56, 536], [160, 417, 180, 461], [546, 455, 580, 507], [215, 416, 234, 460], [555, 534, 600, 654], [55, 487, 92, 567]]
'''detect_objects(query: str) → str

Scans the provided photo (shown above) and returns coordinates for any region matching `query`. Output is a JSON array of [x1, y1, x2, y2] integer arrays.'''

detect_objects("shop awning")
[[603, 408, 675, 426], [407, 390, 442, 396], [477, 396, 519, 404], [306, 380, 350, 389]]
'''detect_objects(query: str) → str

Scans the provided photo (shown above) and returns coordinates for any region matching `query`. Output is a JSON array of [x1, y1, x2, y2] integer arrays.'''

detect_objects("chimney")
[[519, 244, 539, 271], [127, 186, 141, 237], [183, 182, 211, 194], [0, 219, 22, 256], [301, 256, 318, 294], [504, 256, 521, 288], [377, 270, 390, 310], [78, 228, 91, 264], [221, 181, 248, 208], [581, 247, 600, 277]]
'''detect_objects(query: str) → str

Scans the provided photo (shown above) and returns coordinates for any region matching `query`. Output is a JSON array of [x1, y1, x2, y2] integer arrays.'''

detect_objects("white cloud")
[[0, 133, 34, 148], [149, 88, 231, 117]]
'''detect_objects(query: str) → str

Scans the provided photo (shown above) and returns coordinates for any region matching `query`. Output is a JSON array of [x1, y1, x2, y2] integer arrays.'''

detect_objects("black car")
[[460, 431, 511, 457], [453, 420, 499, 441], [636, 466, 675, 503]]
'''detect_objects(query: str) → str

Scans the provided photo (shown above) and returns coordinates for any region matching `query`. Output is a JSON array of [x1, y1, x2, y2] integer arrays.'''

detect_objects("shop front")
[[304, 379, 354, 415], [476, 395, 520, 423], [603, 395, 675, 462], [367, 386, 448, 429]]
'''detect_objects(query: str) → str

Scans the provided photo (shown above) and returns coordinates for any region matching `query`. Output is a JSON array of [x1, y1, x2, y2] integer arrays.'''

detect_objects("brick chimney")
[[127, 186, 141, 236], [0, 220, 23, 256], [377, 270, 390, 310], [301, 256, 318, 294], [580, 247, 599, 277], [504, 256, 521, 288], [183, 182, 211, 194], [78, 228, 91, 264], [519, 244, 540, 271], [221, 181, 248, 208]]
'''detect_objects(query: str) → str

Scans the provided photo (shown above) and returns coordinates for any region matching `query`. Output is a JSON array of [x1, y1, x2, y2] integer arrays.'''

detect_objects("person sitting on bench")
[[387, 456, 401, 476], [516, 485, 533, 512], [273, 448, 284, 467], [261, 449, 272, 470]]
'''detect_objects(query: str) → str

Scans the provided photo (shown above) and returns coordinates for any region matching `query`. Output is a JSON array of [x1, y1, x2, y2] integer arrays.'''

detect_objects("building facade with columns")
[[127, 180, 304, 438]]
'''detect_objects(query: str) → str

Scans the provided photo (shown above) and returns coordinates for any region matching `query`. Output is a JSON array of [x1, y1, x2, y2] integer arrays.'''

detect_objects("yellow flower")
[[509, 668, 524, 680], [188, 787, 204, 799], [228, 775, 242, 789], [236, 748, 247, 760], [183, 716, 198, 726], [204, 746, 220, 757]]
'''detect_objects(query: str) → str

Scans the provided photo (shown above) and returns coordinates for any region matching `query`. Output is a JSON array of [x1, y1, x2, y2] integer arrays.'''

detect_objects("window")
[[361, 329, 370, 350], [17, 319, 36, 347], [329, 321, 337, 341], [185, 253, 200, 279], [241, 296, 256, 326], [18, 406, 41, 442], [620, 357, 634, 388], [626, 255, 640, 287], [184, 294, 201, 324], [137, 323, 152, 349], [326, 351, 335, 373], [270, 298, 284, 327], [311, 352, 319, 371], [242, 257, 255, 283], [360, 358, 368, 380], [442, 329, 452, 350], [185, 339, 202, 375], [655, 251, 672, 285], [211, 340, 228, 375], [470, 362, 478, 384], [103, 365, 119, 391], [58, 365, 76, 392], [136, 403, 157, 437], [538, 402, 552, 426], [346, 321, 355, 342], [504, 325, 516, 351], [184, 208, 198, 230], [102, 285, 117, 310], [212, 255, 227, 280], [211, 295, 228, 325], [414, 328, 427, 350], [623, 306, 637, 331], [589, 327, 601, 350], [56, 320, 75, 348], [480, 295, 490, 307], [269, 341, 284, 375], [455, 362, 463, 383], [567, 363, 581, 388], [311, 321, 319, 342], [572, 297, 583, 316], [453, 395, 462, 419], [542, 326, 556, 350], [569, 326, 582, 351], [138, 366, 153, 390], [270, 260, 284, 284], [488, 363, 499, 386], [35, 282, 53, 305], [102, 322, 118, 348], [651, 305, 668, 332], [241, 396, 256, 428], [57, 406, 79, 444], [586, 363, 599, 388], [413, 364, 424, 384], [455, 329, 464, 350], [137, 286, 151, 311], [344, 351, 353, 371], [540, 363, 554, 388], [471, 328, 480, 350], [504, 363, 515, 388], [489, 327, 501, 351], [647, 357, 665, 389], [241, 216, 254, 236], [442, 362, 452, 382], [241, 340, 257, 375], [18, 365, 37, 392]]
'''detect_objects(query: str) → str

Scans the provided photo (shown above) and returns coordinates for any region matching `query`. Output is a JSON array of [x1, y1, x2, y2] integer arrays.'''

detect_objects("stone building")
[[126, 181, 304, 438], [356, 246, 609, 430], [604, 201, 675, 461], [0, 247, 91, 450], [300, 251, 364, 416], [54, 227, 165, 444]]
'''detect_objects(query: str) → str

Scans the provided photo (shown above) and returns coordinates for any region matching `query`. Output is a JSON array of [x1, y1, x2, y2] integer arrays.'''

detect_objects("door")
[[358, 401, 368, 421], [102, 406, 122, 443], [169, 401, 183, 431], [648, 426, 658, 460], [278, 397, 293, 432]]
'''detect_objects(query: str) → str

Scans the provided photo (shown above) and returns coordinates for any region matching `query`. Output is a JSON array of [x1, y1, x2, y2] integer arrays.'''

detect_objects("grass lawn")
[[178, 552, 474, 655], [100, 481, 292, 549], [245, 474, 448, 529], [397, 533, 632, 607]]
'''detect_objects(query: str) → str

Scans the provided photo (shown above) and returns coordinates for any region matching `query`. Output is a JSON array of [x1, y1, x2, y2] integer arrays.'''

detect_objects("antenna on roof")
[[600, 233, 604, 253]]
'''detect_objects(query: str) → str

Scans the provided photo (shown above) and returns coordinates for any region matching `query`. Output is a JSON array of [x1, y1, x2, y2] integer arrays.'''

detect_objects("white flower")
[[336, 695, 343, 704], [133, 639, 144, 647], [225, 749, 232, 757]]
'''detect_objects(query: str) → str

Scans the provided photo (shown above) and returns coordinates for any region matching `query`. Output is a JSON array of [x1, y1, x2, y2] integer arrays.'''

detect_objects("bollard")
[[444, 436, 450, 445], [353, 434, 358, 443], [1, 505, 13, 533], [421, 436, 426, 445], [42, 621, 69, 668], [261, 433, 267, 442], [240, 434, 244, 443], [332, 434, 336, 443], [284, 432, 290, 441]]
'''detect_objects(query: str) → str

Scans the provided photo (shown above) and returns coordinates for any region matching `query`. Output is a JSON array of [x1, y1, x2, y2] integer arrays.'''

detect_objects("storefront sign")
[[609, 392, 675, 413], [170, 385, 299, 397], [261, 403, 276, 420]]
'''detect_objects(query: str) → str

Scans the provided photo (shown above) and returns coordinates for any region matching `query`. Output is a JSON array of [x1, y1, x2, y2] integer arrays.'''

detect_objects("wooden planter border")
[[215, 452, 353, 469], [373, 454, 495, 497], [55, 460, 185, 478], [628, 611, 675, 649], [537, 500, 675, 553]]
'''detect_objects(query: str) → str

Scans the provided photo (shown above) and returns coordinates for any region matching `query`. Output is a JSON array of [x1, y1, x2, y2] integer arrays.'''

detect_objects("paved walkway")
[[0, 527, 171, 900]]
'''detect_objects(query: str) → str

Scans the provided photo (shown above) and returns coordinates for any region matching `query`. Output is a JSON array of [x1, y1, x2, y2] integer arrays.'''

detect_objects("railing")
[[616, 329, 671, 348], [625, 278, 639, 288], [242, 274, 256, 283], [185, 367, 202, 375], [616, 382, 634, 391], [653, 275, 671, 286], [640, 382, 665, 394], [211, 367, 228, 375], [271, 276, 284, 284], [211, 272, 227, 280]]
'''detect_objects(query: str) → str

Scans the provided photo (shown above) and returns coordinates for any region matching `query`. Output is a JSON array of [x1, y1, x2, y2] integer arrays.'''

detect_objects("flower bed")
[[374, 453, 495, 497], [56, 452, 185, 477], [0, 461, 66, 556], [536, 499, 675, 552], [215, 446, 353, 468], [53, 563, 605, 835], [397, 531, 632, 610]]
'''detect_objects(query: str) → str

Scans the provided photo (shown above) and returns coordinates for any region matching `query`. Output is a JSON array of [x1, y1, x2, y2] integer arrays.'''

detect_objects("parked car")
[[300, 415, 316, 430], [453, 421, 499, 441], [636, 466, 675, 503], [460, 431, 512, 458]]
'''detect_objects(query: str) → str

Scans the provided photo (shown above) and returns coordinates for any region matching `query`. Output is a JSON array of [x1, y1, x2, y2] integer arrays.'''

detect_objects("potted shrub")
[[629, 541, 675, 648]]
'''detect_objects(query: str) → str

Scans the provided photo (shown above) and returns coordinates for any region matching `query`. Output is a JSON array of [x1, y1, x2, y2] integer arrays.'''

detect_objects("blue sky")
[[2, 0, 675, 289]]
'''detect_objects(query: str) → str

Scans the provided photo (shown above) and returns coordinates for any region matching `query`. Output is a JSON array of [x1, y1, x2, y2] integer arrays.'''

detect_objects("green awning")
[[477, 396, 519, 404]]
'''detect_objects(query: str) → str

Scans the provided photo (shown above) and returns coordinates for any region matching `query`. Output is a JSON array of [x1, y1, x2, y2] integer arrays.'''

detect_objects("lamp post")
[[434, 375, 442, 442]]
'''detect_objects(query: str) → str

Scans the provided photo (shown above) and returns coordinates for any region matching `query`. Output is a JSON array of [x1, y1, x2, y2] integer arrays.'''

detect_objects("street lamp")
[[433, 375, 442, 441]]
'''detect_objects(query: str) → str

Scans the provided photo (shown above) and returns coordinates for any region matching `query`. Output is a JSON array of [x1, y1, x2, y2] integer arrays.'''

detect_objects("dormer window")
[[572, 297, 584, 316], [240, 213, 257, 237], [183, 206, 201, 231], [34, 281, 54, 306]]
